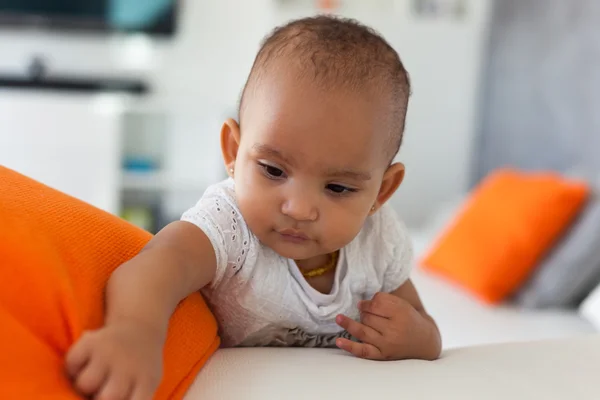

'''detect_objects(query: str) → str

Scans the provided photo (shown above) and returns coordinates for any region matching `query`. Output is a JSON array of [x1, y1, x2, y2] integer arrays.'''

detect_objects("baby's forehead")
[[242, 80, 392, 171], [241, 57, 403, 164]]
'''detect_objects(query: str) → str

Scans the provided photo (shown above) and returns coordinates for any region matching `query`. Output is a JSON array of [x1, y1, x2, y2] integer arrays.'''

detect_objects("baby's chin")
[[260, 235, 328, 261]]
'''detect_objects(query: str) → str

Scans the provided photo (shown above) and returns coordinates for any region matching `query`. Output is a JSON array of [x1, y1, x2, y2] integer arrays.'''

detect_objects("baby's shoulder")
[[347, 204, 414, 292], [201, 178, 238, 205], [181, 178, 250, 243], [351, 204, 412, 260], [186, 179, 241, 217], [360, 203, 409, 240], [181, 179, 256, 286]]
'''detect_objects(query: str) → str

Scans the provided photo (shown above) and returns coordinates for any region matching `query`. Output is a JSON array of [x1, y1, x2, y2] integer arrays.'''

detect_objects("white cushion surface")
[[185, 334, 600, 400], [413, 267, 596, 348]]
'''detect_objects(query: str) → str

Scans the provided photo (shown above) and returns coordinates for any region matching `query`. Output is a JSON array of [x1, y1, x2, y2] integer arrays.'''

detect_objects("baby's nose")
[[281, 194, 318, 222]]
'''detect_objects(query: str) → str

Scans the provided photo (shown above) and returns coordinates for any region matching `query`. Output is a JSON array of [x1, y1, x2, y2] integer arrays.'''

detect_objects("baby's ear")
[[373, 163, 405, 211], [220, 118, 241, 176]]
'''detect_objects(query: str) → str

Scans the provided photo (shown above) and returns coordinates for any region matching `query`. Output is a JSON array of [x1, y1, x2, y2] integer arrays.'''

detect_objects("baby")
[[66, 15, 441, 399]]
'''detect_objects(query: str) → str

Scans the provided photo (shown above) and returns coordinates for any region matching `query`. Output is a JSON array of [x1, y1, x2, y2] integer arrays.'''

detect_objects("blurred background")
[[2, 0, 600, 348]]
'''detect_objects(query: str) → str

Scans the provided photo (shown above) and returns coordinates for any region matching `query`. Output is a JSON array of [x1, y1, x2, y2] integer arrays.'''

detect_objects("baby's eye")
[[266, 166, 284, 177], [259, 163, 286, 179], [326, 184, 355, 195]]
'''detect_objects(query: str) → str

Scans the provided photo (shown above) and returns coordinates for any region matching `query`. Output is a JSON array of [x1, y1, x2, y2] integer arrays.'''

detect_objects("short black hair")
[[238, 15, 411, 162]]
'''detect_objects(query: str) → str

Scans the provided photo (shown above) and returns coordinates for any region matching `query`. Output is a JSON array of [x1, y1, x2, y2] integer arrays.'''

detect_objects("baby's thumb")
[[65, 331, 93, 378]]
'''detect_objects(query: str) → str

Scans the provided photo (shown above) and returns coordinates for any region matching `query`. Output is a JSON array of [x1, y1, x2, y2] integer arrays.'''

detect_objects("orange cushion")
[[0, 166, 219, 399], [420, 169, 589, 304]]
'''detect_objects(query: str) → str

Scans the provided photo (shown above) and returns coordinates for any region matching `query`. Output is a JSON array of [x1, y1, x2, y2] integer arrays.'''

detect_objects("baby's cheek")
[[324, 210, 365, 248], [239, 198, 270, 232]]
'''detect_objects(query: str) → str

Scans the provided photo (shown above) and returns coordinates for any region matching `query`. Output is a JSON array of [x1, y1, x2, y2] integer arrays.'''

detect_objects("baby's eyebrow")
[[252, 143, 295, 166], [326, 169, 372, 181], [252, 143, 370, 181]]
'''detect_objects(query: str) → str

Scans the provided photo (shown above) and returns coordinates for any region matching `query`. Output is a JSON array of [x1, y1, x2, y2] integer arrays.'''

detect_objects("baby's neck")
[[295, 253, 331, 271]]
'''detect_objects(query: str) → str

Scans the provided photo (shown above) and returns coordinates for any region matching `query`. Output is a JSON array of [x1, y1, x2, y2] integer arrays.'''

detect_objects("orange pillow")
[[0, 166, 219, 399], [420, 169, 589, 304]]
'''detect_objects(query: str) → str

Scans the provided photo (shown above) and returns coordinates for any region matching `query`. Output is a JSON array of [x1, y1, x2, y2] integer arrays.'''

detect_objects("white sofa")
[[186, 334, 600, 399]]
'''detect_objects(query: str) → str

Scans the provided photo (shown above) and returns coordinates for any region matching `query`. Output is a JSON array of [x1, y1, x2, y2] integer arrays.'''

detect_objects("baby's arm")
[[336, 279, 442, 361], [65, 221, 216, 400]]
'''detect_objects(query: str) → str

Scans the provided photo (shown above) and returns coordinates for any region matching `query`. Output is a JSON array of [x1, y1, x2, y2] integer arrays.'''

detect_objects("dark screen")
[[0, 0, 177, 35]]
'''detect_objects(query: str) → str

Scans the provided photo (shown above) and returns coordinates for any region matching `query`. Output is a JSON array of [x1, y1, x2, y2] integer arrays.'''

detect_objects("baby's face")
[[232, 71, 396, 261]]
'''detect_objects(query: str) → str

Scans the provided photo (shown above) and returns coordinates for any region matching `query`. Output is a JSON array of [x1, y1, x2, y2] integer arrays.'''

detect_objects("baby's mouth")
[[278, 228, 310, 243]]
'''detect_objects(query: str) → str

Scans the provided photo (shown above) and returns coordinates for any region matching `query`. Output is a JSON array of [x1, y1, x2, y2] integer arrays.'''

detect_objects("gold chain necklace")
[[298, 251, 339, 278]]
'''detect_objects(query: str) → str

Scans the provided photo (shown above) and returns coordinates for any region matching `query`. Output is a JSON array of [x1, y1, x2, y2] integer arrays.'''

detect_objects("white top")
[[181, 179, 414, 348]]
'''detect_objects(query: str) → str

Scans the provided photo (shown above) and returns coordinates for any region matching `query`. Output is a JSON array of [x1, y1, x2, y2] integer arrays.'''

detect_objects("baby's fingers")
[[95, 373, 133, 400], [335, 314, 380, 345], [336, 338, 383, 360], [74, 359, 108, 397], [65, 332, 93, 378]]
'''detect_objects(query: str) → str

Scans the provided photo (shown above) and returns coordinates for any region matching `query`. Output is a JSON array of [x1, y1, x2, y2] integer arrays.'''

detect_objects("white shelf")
[[120, 170, 209, 193], [120, 171, 166, 191]]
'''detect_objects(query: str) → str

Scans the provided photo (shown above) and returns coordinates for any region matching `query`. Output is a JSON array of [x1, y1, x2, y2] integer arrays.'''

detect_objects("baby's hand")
[[65, 321, 164, 400], [335, 292, 438, 361]]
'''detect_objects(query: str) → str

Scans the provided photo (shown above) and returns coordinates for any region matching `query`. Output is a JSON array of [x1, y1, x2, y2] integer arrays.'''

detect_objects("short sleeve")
[[180, 181, 252, 287], [379, 205, 414, 293]]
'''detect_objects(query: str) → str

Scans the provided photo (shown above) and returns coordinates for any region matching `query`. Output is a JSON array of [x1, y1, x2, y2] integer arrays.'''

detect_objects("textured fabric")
[[515, 196, 600, 308], [181, 179, 414, 348], [0, 166, 219, 400], [421, 169, 589, 304], [473, 0, 600, 184], [184, 335, 600, 400]]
